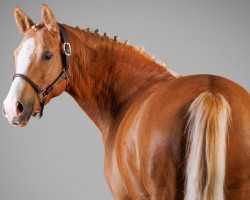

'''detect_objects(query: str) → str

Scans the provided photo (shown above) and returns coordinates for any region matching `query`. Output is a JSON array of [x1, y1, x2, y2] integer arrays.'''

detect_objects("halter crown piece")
[[13, 23, 71, 118]]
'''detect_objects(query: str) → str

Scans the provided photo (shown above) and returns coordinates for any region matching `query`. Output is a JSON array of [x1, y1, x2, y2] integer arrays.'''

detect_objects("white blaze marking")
[[3, 37, 35, 117], [16, 37, 35, 74]]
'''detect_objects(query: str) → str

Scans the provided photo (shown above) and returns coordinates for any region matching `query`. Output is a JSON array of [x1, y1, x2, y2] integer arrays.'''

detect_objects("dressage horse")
[[3, 5, 249, 200]]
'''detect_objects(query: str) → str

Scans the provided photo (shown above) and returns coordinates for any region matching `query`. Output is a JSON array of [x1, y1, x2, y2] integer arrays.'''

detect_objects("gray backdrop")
[[0, 0, 249, 200]]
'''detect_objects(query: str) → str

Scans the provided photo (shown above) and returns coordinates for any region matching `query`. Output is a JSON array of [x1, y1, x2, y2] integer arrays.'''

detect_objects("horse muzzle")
[[3, 99, 33, 127]]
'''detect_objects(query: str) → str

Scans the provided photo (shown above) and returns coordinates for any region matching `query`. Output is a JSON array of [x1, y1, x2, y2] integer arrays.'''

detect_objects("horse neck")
[[64, 25, 176, 138]]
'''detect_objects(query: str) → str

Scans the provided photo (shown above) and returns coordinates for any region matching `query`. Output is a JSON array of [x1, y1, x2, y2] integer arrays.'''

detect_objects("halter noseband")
[[13, 23, 71, 118]]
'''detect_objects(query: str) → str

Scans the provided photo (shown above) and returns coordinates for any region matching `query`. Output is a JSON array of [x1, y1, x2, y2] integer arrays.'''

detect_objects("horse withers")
[[3, 4, 250, 200]]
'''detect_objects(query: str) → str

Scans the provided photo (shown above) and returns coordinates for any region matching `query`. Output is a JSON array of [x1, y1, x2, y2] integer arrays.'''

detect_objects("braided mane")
[[75, 25, 180, 78]]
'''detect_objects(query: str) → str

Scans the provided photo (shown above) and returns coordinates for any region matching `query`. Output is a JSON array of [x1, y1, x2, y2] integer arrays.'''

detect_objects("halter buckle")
[[38, 90, 47, 103], [63, 42, 71, 56]]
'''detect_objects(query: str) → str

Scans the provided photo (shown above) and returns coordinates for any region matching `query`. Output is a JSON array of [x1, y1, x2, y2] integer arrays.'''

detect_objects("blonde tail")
[[185, 92, 231, 200]]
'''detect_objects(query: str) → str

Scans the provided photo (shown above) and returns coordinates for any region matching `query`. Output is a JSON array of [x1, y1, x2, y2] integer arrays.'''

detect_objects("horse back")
[[115, 74, 250, 199]]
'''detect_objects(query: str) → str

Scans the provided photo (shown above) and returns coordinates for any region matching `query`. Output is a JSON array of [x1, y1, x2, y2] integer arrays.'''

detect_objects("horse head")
[[3, 5, 68, 127]]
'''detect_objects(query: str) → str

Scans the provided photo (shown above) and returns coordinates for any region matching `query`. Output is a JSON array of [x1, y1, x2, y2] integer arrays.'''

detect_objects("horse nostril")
[[16, 101, 24, 114]]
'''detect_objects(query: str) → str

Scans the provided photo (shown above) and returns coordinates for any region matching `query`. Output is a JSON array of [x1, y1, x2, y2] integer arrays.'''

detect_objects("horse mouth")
[[11, 105, 35, 127], [12, 107, 43, 127], [12, 120, 29, 127]]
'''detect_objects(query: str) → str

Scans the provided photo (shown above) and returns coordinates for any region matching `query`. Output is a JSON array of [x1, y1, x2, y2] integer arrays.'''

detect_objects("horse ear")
[[41, 4, 58, 34], [14, 6, 34, 33]]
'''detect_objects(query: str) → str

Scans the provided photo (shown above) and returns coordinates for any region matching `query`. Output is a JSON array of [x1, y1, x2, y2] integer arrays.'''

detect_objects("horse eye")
[[42, 53, 53, 61]]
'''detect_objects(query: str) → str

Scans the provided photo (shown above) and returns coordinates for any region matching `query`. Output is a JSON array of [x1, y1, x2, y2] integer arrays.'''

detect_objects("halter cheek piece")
[[13, 23, 71, 118]]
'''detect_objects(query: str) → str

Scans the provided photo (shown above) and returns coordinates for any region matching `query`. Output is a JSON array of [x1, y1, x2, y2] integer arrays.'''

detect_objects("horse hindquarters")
[[185, 92, 231, 200]]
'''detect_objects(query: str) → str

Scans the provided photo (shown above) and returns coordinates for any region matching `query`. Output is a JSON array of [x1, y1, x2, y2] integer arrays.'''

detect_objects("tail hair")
[[185, 92, 231, 200]]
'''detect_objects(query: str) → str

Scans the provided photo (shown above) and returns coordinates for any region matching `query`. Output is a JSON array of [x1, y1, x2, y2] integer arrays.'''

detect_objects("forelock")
[[31, 22, 44, 31]]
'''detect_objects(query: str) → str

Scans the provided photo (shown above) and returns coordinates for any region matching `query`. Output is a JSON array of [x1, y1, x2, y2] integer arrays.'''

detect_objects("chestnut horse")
[[3, 5, 250, 200]]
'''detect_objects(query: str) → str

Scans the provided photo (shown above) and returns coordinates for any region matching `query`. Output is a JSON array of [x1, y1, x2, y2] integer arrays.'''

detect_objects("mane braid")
[[75, 25, 181, 77]]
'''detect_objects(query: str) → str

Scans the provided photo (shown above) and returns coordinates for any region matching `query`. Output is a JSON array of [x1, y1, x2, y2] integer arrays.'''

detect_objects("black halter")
[[13, 23, 71, 118]]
